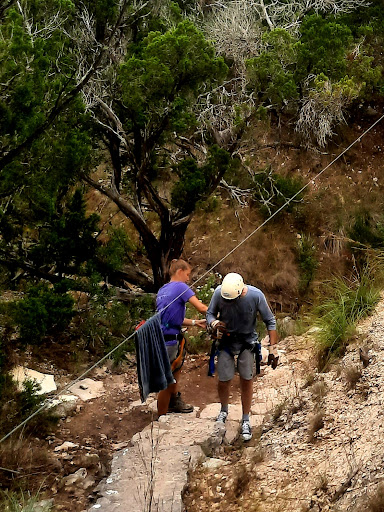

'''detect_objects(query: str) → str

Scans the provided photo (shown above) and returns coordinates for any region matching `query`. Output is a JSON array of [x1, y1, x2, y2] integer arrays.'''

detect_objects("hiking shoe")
[[241, 420, 252, 441], [267, 353, 279, 370], [168, 392, 193, 413], [216, 411, 228, 423]]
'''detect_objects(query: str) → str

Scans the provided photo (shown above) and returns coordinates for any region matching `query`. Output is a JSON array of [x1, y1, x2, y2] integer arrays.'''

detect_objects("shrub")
[[297, 235, 318, 294], [0, 377, 58, 439], [77, 291, 156, 363], [194, 275, 217, 305], [13, 283, 74, 345]]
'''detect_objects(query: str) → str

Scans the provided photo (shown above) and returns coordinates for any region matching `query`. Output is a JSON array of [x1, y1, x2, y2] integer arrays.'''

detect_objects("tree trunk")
[[146, 215, 192, 290]]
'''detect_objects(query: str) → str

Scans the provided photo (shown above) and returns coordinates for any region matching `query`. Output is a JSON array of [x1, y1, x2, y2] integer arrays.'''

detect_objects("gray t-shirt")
[[206, 285, 276, 345]]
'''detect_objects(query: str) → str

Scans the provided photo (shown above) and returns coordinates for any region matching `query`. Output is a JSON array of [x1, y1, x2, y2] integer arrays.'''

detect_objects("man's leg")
[[216, 349, 235, 422], [239, 376, 253, 416], [218, 379, 231, 408]]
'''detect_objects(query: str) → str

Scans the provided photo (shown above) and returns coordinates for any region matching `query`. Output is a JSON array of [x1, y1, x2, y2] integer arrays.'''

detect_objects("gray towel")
[[135, 315, 175, 403]]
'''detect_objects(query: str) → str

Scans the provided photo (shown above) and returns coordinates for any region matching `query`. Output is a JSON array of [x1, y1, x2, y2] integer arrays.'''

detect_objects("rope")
[[1, 113, 383, 445]]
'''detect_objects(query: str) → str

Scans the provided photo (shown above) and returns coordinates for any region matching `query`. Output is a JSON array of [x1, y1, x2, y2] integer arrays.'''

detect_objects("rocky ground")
[[5, 298, 384, 512], [183, 302, 384, 512]]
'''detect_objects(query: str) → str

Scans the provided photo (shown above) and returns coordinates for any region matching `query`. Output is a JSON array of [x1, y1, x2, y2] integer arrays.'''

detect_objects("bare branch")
[[219, 179, 252, 207], [296, 78, 360, 147], [202, 1, 265, 69]]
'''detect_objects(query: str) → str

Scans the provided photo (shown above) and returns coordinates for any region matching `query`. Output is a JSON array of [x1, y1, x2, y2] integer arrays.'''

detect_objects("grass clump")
[[315, 266, 381, 370], [343, 364, 362, 390], [308, 410, 325, 442], [310, 381, 328, 404], [0, 491, 52, 512]]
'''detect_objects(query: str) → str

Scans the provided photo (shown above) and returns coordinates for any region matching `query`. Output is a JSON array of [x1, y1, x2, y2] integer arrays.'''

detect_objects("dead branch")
[[219, 179, 253, 207]]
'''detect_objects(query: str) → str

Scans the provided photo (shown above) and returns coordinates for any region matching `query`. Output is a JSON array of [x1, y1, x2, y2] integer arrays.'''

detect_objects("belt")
[[164, 333, 181, 341]]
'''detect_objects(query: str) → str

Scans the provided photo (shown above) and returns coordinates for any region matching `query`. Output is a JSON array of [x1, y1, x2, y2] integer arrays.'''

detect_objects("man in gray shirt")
[[206, 272, 277, 441]]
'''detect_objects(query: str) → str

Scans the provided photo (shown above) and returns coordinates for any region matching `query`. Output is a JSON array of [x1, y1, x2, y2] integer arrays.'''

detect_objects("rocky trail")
[[12, 298, 384, 512]]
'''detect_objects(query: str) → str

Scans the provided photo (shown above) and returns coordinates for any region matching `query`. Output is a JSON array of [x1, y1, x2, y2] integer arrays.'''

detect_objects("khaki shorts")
[[217, 348, 255, 381]]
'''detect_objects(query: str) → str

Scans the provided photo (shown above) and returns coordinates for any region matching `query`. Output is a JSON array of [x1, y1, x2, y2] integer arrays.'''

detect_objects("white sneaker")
[[241, 420, 252, 441], [216, 411, 228, 423]]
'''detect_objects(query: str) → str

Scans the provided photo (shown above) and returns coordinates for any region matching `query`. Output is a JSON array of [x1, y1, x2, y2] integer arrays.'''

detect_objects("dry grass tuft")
[[316, 472, 329, 492], [310, 381, 328, 404], [302, 372, 315, 389], [287, 396, 305, 417], [233, 464, 251, 499], [272, 399, 287, 423], [250, 446, 265, 465], [308, 411, 325, 442], [343, 364, 362, 389]]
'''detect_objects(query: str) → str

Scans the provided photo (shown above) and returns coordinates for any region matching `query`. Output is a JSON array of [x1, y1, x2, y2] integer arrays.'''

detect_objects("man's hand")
[[209, 320, 227, 340]]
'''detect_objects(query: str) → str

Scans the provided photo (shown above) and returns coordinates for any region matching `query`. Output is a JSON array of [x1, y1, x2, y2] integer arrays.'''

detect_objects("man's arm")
[[206, 288, 220, 325], [268, 330, 277, 346], [257, 291, 277, 345]]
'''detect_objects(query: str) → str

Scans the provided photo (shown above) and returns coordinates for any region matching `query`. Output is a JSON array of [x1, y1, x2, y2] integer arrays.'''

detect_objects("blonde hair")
[[169, 259, 190, 276]]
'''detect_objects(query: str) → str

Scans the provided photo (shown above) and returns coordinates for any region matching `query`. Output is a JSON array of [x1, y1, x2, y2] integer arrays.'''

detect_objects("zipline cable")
[[1, 112, 384, 445]]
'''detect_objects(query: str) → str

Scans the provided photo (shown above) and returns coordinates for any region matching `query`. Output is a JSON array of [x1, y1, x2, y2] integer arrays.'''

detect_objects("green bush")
[[297, 234, 318, 294], [348, 210, 384, 249], [315, 269, 380, 370], [76, 290, 156, 363], [13, 283, 74, 344], [0, 377, 58, 439]]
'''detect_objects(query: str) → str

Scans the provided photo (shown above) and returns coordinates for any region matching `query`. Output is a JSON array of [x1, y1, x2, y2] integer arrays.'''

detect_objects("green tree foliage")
[[87, 18, 231, 288], [118, 20, 227, 134], [13, 283, 74, 344], [296, 15, 353, 81], [171, 146, 233, 215], [29, 190, 99, 276], [246, 29, 298, 108], [96, 228, 136, 274], [242, 6, 384, 144], [0, 1, 96, 282]]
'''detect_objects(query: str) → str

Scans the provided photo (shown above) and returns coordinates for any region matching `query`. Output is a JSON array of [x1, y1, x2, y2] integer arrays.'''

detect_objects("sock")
[[242, 413, 250, 422], [221, 405, 228, 413]]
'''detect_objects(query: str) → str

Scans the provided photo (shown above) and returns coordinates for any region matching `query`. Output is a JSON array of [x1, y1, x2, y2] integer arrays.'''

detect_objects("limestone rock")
[[11, 366, 56, 394], [69, 379, 104, 401]]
